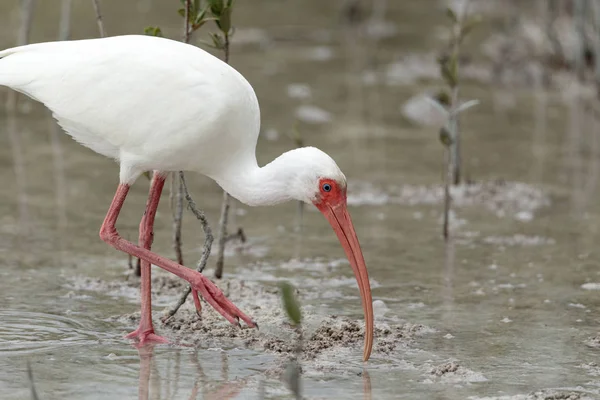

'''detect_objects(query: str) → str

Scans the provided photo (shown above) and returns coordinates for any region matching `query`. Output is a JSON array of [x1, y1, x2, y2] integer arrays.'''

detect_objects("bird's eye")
[[322, 183, 332, 192]]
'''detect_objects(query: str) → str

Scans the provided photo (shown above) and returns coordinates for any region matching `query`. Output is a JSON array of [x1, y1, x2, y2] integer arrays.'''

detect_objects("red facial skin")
[[313, 178, 374, 362]]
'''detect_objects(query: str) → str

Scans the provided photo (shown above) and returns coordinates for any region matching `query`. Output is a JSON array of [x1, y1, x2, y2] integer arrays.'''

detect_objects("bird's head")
[[281, 147, 374, 361]]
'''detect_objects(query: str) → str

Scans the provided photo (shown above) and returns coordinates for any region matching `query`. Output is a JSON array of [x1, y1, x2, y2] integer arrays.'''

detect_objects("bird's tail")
[[0, 48, 22, 88], [0, 44, 44, 95]]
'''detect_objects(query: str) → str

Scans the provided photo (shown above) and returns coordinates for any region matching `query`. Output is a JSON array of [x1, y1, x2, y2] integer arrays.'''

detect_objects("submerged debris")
[[581, 283, 600, 291], [430, 361, 459, 376], [584, 335, 600, 349], [425, 360, 487, 384], [482, 234, 556, 247]]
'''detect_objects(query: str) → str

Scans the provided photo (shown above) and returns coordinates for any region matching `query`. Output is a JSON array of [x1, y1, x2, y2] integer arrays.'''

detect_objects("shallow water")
[[0, 0, 599, 399]]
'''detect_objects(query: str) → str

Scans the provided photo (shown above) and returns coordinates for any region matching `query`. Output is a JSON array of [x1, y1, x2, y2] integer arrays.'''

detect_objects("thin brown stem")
[[214, 32, 234, 279], [225, 228, 246, 243], [443, 2, 470, 238], [214, 191, 231, 279], [183, 0, 191, 43], [91, 0, 107, 37], [58, 0, 72, 41], [18, 0, 35, 46], [443, 147, 452, 240], [172, 173, 184, 266], [224, 33, 230, 63], [162, 172, 214, 320], [450, 2, 467, 186], [165, 0, 195, 316]]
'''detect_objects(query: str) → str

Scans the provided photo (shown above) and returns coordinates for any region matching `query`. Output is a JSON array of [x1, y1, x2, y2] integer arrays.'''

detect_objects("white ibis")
[[0, 35, 374, 361]]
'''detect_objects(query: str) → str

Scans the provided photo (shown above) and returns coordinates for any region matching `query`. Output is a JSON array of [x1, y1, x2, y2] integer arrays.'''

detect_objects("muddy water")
[[0, 0, 599, 399]]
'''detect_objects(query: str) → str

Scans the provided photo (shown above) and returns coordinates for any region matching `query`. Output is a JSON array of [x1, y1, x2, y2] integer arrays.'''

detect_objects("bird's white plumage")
[[0, 35, 346, 207]]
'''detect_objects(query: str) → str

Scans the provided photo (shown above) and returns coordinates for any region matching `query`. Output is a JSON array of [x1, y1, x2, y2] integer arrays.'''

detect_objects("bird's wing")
[[0, 35, 261, 176]]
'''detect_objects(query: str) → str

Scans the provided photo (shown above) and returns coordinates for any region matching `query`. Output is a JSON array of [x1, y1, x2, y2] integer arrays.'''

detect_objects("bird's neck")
[[211, 151, 297, 207]]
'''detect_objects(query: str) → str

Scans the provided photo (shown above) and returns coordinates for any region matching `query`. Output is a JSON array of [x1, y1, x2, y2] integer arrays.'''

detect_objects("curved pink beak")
[[317, 201, 374, 361]]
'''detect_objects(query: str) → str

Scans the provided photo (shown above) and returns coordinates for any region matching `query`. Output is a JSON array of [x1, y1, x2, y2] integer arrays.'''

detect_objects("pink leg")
[[125, 173, 169, 345], [100, 181, 256, 331]]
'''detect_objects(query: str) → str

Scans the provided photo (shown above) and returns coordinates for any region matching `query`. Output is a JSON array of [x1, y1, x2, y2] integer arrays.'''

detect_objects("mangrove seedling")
[[279, 281, 303, 400]]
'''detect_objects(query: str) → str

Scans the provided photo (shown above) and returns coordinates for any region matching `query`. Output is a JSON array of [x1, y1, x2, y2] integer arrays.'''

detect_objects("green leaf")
[[440, 63, 455, 88], [459, 15, 481, 40], [194, 7, 208, 26], [439, 126, 453, 147], [178, 8, 185, 17], [455, 99, 479, 114], [424, 97, 449, 119], [435, 90, 451, 106], [143, 26, 163, 37], [439, 54, 458, 88], [207, 0, 224, 15], [279, 282, 302, 325], [197, 39, 221, 49], [218, 6, 233, 34], [445, 7, 458, 24], [210, 32, 225, 49], [448, 54, 458, 85], [194, 0, 200, 13]]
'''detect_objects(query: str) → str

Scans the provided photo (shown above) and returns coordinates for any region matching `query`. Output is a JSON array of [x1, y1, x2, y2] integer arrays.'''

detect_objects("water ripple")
[[0, 310, 109, 354]]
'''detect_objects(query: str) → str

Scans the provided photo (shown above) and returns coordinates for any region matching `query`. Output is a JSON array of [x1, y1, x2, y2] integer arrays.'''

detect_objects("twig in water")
[[91, 0, 107, 37], [426, 98, 479, 240], [165, 0, 193, 310], [214, 25, 235, 279], [162, 172, 214, 320], [171, 172, 184, 265], [157, 0, 239, 314], [165, 0, 207, 314], [214, 191, 231, 279], [225, 228, 246, 243]]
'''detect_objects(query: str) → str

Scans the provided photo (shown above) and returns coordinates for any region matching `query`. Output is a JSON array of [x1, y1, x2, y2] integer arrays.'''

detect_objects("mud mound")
[[87, 272, 432, 362]]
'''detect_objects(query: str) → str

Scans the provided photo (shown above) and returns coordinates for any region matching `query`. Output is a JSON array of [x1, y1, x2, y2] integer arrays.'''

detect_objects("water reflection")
[[362, 369, 372, 400], [136, 346, 247, 400], [5, 92, 30, 242], [48, 0, 72, 265]]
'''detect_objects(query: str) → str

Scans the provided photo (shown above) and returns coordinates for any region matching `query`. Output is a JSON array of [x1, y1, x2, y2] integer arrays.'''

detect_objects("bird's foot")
[[125, 326, 169, 347], [190, 274, 257, 329]]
